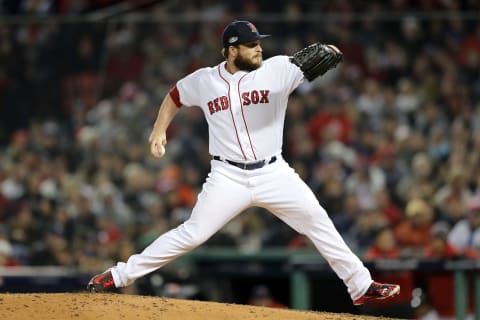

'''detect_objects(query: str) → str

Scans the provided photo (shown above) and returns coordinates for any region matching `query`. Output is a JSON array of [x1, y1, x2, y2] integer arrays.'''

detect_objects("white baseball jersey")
[[175, 56, 303, 161]]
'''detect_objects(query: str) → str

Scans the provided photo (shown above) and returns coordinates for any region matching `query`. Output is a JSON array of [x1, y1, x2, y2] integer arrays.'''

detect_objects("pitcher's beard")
[[234, 55, 262, 71]]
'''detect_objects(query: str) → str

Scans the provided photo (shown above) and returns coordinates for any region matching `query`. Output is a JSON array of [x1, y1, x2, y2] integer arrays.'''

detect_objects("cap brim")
[[254, 35, 271, 42], [238, 34, 271, 45]]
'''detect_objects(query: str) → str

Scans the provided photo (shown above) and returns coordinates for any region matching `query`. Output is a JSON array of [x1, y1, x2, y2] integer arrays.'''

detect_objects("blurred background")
[[1, 1, 480, 319]]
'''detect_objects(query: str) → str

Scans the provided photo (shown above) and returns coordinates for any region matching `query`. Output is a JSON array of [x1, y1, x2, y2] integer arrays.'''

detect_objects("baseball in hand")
[[157, 144, 165, 157]]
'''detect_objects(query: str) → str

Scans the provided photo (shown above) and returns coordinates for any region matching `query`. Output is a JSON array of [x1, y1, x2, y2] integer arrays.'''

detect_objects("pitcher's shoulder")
[[181, 65, 218, 81], [263, 55, 290, 66]]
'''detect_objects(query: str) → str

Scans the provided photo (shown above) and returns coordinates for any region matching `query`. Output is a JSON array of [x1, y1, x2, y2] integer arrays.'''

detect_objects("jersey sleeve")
[[268, 55, 304, 94], [175, 69, 205, 107], [169, 86, 182, 108]]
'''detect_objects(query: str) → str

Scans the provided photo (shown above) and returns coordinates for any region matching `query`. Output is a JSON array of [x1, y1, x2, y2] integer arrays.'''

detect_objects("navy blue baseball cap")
[[221, 20, 271, 48]]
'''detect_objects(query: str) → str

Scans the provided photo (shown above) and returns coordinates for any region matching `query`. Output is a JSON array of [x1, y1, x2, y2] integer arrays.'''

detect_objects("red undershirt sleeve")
[[169, 86, 182, 108]]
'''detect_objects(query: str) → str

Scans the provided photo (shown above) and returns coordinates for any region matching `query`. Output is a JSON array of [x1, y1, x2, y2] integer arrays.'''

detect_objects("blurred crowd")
[[0, 0, 140, 15], [1, 0, 480, 317]]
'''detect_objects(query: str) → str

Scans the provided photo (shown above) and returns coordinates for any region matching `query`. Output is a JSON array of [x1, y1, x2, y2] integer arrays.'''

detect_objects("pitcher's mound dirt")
[[0, 293, 397, 320]]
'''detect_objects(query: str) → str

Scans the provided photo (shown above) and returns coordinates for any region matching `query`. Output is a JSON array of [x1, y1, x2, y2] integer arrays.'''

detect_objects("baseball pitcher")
[[88, 20, 400, 306]]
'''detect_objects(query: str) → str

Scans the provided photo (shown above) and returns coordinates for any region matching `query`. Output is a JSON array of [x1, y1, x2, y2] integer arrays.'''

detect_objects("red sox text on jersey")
[[207, 90, 270, 115], [173, 56, 305, 161]]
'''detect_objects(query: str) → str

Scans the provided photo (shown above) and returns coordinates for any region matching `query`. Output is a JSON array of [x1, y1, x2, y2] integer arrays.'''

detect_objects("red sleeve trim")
[[169, 86, 182, 108]]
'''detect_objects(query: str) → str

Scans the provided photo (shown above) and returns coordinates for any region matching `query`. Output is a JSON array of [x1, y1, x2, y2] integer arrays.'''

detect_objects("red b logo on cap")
[[247, 22, 258, 33]]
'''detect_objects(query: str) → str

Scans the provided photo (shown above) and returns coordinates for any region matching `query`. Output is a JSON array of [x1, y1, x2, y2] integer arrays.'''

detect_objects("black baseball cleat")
[[87, 270, 117, 293], [353, 281, 400, 305]]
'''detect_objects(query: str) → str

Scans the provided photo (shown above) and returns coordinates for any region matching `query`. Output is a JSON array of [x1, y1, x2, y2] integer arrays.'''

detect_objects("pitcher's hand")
[[149, 129, 167, 158]]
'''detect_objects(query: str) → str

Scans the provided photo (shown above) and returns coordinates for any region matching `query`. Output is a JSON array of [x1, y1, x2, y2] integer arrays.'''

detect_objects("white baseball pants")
[[111, 156, 372, 300]]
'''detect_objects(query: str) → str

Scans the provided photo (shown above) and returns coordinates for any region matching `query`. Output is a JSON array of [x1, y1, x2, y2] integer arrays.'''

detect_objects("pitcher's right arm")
[[149, 90, 180, 158]]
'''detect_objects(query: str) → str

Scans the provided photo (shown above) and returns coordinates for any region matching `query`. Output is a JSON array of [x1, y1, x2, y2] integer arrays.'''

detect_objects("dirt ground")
[[0, 293, 400, 320]]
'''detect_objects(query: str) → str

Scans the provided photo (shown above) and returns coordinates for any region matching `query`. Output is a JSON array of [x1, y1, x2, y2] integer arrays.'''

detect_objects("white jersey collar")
[[218, 61, 249, 80]]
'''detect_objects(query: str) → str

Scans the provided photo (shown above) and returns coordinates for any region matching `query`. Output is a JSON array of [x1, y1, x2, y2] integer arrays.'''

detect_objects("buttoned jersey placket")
[[228, 75, 248, 160], [230, 73, 256, 161], [218, 65, 247, 160]]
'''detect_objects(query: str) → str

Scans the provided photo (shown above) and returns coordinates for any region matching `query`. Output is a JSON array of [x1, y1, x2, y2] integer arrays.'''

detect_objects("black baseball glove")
[[290, 43, 343, 81]]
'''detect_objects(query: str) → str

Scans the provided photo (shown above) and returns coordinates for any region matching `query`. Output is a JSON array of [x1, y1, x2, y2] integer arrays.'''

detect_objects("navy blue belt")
[[213, 156, 277, 170]]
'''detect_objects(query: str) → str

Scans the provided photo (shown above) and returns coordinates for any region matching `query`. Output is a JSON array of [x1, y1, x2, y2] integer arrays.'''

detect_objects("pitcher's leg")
[[256, 163, 372, 300], [111, 168, 251, 287]]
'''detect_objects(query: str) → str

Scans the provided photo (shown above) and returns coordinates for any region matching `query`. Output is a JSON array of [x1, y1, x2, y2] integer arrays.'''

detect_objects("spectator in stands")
[[396, 152, 435, 204], [372, 145, 404, 199], [433, 167, 472, 215], [365, 226, 399, 260], [447, 197, 480, 258], [373, 189, 403, 227], [394, 198, 434, 257], [307, 95, 353, 148], [344, 156, 386, 211], [424, 222, 458, 258]]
